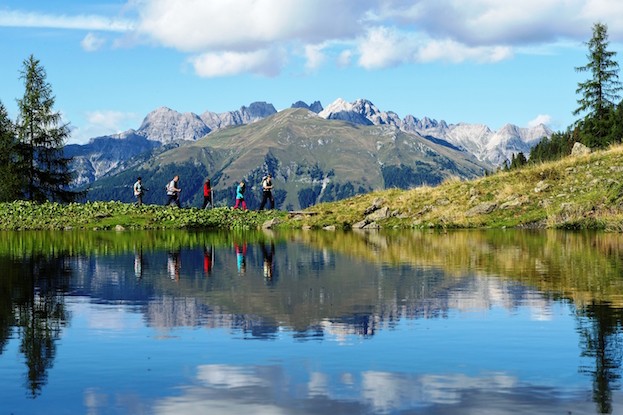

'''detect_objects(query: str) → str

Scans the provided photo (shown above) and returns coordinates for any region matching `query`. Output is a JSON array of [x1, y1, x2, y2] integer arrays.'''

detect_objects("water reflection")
[[0, 229, 622, 414]]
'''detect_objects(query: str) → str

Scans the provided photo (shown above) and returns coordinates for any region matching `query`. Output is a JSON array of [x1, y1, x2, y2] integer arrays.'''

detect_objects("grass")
[[285, 144, 623, 231], [0, 201, 286, 231], [5, 144, 623, 232]]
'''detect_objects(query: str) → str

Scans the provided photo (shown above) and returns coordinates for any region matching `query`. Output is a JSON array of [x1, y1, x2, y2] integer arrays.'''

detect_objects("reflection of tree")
[[1, 254, 70, 397], [577, 302, 623, 414]]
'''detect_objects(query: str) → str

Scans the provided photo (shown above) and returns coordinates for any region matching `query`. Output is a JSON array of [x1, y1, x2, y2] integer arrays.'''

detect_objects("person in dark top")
[[258, 173, 274, 210]]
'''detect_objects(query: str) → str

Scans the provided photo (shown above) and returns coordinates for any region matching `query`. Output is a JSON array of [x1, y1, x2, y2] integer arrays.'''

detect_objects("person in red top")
[[202, 178, 213, 209]]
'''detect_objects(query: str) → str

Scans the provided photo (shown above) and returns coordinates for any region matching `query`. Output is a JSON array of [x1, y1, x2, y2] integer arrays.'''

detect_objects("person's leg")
[[241, 200, 247, 210], [269, 192, 274, 209], [234, 198, 240, 209], [259, 192, 267, 210], [175, 194, 181, 208]]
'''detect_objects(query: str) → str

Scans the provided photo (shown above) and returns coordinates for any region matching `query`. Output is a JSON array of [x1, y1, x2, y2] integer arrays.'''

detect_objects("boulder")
[[363, 198, 384, 215], [571, 142, 591, 156], [262, 218, 281, 229], [466, 202, 497, 217], [366, 206, 390, 221]]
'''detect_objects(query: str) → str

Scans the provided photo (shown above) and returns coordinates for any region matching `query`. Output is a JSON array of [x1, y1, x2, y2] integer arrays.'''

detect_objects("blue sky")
[[1, 0, 623, 144]]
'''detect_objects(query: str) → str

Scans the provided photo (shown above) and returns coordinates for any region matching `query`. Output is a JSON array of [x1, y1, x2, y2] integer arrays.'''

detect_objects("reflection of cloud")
[[197, 365, 268, 389], [308, 372, 328, 396], [150, 363, 621, 415], [69, 299, 143, 331]]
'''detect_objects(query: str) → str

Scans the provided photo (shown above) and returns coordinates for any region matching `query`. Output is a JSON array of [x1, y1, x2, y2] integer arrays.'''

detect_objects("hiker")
[[233, 181, 247, 210], [133, 176, 147, 206], [165, 175, 182, 207], [258, 173, 275, 210], [202, 178, 213, 209]]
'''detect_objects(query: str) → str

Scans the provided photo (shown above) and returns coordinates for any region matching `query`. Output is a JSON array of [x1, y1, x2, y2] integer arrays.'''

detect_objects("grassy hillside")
[[289, 144, 623, 231], [4, 144, 623, 232]]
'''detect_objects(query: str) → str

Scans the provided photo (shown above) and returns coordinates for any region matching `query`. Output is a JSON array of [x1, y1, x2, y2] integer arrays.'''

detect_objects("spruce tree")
[[574, 23, 622, 147], [0, 101, 23, 201], [16, 55, 79, 202]]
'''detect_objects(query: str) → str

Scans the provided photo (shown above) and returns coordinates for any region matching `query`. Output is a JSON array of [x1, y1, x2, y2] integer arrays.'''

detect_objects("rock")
[[114, 224, 125, 231], [364, 222, 380, 229], [352, 220, 369, 229], [466, 202, 497, 217], [534, 181, 551, 193], [262, 218, 281, 229], [323, 225, 336, 231], [500, 199, 522, 210], [571, 142, 591, 156], [363, 198, 384, 215], [366, 206, 390, 221]]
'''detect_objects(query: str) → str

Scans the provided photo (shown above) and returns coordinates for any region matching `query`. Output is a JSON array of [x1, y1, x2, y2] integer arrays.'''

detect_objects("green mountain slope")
[[86, 108, 490, 209]]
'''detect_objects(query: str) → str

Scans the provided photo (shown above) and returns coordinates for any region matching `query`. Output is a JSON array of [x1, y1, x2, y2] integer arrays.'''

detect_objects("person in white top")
[[166, 175, 182, 207], [133, 176, 147, 206]]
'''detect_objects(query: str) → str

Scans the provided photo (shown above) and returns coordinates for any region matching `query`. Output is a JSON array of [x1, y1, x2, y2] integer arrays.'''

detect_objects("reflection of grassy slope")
[[86, 109, 488, 209], [3, 229, 623, 329], [296, 230, 623, 307], [0, 229, 283, 257], [294, 145, 623, 230]]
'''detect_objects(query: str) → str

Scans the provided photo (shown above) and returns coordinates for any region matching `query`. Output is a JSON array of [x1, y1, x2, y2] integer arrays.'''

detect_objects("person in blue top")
[[233, 181, 247, 210]]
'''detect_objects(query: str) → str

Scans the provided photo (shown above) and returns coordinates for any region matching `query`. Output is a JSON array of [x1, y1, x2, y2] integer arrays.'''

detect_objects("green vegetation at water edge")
[[0, 201, 286, 231]]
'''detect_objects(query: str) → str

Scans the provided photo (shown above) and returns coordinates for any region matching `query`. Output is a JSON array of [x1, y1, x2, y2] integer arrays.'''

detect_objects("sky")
[[1, 0, 623, 145]]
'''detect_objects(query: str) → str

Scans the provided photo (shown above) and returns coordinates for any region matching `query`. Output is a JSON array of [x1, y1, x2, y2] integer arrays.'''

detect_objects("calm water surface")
[[0, 229, 622, 414]]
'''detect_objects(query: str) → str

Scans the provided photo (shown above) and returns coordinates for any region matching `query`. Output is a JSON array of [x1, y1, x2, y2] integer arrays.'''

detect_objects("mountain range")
[[68, 98, 552, 209]]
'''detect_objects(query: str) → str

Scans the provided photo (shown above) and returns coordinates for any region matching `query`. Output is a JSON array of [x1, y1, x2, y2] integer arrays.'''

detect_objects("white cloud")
[[134, 0, 370, 52], [417, 39, 513, 64], [81, 32, 106, 52], [357, 27, 513, 69], [4, 0, 623, 77], [338, 50, 353, 67], [376, 0, 623, 44], [528, 114, 553, 128], [189, 49, 285, 77], [304, 44, 327, 72], [0, 9, 134, 32], [69, 110, 139, 144]]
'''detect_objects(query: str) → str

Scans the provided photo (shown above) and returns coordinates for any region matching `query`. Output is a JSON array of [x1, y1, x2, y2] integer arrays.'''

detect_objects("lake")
[[0, 229, 622, 414]]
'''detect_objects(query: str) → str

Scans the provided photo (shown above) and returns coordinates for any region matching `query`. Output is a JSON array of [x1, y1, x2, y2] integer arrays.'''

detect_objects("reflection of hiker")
[[202, 178, 213, 209], [167, 250, 181, 280], [260, 241, 275, 281], [234, 243, 247, 275], [134, 249, 144, 279], [133, 176, 147, 206], [203, 246, 214, 276], [166, 175, 182, 207], [233, 181, 247, 210], [258, 173, 274, 210]]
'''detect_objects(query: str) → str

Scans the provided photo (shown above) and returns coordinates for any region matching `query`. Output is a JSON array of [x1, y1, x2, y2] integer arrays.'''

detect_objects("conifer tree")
[[574, 23, 622, 147], [0, 101, 22, 201], [16, 55, 79, 202]]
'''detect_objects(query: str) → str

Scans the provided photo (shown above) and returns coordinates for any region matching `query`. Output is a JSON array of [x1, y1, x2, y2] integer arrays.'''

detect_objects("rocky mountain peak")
[[291, 100, 324, 113], [138, 107, 210, 143]]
